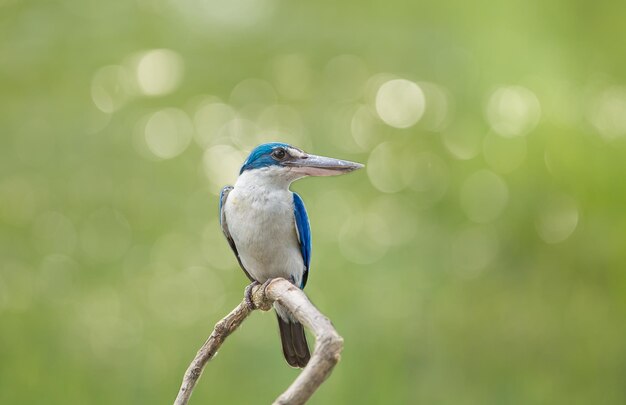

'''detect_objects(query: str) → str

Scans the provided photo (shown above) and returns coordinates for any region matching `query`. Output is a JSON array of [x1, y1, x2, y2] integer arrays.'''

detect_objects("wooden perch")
[[173, 278, 344, 405]]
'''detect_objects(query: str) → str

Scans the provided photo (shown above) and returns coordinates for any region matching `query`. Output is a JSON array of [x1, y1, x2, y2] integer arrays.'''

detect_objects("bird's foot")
[[244, 279, 275, 311], [257, 279, 275, 311], [244, 281, 260, 310], [260, 278, 273, 293]]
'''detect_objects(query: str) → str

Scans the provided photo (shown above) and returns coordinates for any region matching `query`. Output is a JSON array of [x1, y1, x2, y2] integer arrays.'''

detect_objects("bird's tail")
[[276, 311, 310, 368]]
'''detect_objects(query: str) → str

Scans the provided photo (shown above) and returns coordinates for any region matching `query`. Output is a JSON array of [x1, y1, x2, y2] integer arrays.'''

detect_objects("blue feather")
[[240, 142, 290, 174], [293, 192, 311, 289]]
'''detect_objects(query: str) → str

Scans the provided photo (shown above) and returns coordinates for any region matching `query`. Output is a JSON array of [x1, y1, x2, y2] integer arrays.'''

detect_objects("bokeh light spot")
[[91, 65, 132, 113], [375, 79, 425, 128], [351, 104, 384, 150], [172, 0, 276, 31], [216, 118, 258, 150], [203, 144, 246, 194], [256, 104, 305, 147], [326, 103, 368, 153], [587, 86, 626, 141], [442, 119, 485, 160], [418, 81, 452, 132], [193, 101, 237, 149], [460, 170, 509, 223], [486, 85, 541, 137], [135, 49, 184, 96], [144, 108, 193, 159], [367, 142, 417, 193], [535, 194, 579, 243]]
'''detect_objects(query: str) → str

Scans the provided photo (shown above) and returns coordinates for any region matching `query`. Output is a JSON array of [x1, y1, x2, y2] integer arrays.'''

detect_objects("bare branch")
[[173, 300, 251, 405], [173, 278, 344, 405]]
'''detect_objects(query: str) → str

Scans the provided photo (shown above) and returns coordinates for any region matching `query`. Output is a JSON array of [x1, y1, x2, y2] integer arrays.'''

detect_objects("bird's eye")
[[272, 149, 287, 160]]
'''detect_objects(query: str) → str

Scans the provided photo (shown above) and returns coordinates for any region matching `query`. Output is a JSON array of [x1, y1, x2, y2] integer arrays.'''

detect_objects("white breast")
[[223, 169, 305, 286]]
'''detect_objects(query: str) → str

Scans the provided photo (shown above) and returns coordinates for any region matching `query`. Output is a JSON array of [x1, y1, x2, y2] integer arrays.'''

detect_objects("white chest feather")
[[224, 169, 305, 285]]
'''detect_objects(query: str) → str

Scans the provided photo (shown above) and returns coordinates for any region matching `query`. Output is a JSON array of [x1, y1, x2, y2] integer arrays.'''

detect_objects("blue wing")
[[220, 186, 254, 282], [293, 193, 311, 289]]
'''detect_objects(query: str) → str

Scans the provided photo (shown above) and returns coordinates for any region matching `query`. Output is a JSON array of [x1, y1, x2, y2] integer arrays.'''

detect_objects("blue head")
[[239, 142, 291, 174], [239, 142, 363, 177]]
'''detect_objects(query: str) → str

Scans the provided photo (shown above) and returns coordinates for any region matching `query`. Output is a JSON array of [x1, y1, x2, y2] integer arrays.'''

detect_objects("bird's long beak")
[[285, 153, 364, 177]]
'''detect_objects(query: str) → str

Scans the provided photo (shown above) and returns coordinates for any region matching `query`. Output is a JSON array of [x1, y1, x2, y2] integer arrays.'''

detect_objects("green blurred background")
[[2, 0, 626, 403]]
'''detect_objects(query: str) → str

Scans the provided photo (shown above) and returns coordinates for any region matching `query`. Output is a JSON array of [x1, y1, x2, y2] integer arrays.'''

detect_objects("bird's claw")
[[245, 279, 275, 311], [260, 278, 273, 291], [244, 281, 260, 310]]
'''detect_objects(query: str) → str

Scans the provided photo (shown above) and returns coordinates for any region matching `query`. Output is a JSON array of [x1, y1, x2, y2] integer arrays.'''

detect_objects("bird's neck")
[[235, 167, 301, 193]]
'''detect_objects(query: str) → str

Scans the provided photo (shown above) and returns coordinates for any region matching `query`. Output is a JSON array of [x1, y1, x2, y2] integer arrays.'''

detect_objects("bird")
[[219, 142, 363, 368]]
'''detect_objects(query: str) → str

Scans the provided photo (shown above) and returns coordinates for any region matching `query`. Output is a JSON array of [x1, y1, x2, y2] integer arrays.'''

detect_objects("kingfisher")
[[219, 142, 363, 368]]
